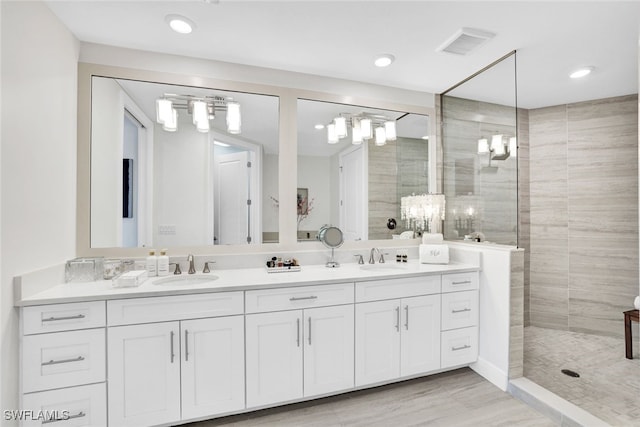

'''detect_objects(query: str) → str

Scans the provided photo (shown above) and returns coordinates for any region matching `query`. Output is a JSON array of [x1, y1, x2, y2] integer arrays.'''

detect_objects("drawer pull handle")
[[41, 356, 85, 366], [42, 411, 86, 424], [42, 314, 86, 322], [452, 344, 471, 352], [405, 305, 409, 330], [452, 308, 472, 314], [395, 306, 400, 332], [296, 318, 301, 347], [289, 296, 318, 301], [451, 280, 472, 285], [308, 317, 312, 345]]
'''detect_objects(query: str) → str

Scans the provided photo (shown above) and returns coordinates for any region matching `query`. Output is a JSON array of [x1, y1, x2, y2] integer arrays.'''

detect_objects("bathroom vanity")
[[16, 261, 479, 427]]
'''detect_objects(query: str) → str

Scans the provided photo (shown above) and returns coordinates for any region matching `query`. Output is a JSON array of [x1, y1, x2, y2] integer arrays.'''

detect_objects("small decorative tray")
[[266, 266, 302, 273]]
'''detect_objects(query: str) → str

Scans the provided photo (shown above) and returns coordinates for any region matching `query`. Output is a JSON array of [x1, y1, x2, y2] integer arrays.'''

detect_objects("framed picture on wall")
[[297, 188, 309, 215]]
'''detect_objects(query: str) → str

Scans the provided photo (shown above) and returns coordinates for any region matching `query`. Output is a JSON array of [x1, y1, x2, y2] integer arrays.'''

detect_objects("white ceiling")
[[45, 1, 640, 109]]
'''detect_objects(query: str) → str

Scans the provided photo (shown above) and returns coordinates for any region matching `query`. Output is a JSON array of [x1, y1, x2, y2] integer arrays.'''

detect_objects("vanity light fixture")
[[324, 113, 397, 146], [374, 54, 395, 67], [491, 134, 505, 155], [477, 138, 489, 154], [477, 134, 514, 164], [155, 94, 241, 134], [570, 67, 593, 79], [165, 14, 195, 34], [509, 137, 517, 158]]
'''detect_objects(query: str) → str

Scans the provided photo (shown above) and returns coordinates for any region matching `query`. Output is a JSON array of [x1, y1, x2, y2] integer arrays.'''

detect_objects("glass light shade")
[[509, 137, 517, 157], [226, 102, 241, 134], [375, 126, 386, 146], [352, 120, 363, 144], [196, 117, 210, 133], [192, 101, 208, 125], [162, 108, 178, 132], [477, 138, 489, 154], [156, 99, 173, 124], [327, 123, 338, 144], [491, 134, 505, 155], [334, 116, 347, 139], [384, 120, 397, 141], [360, 118, 372, 140]]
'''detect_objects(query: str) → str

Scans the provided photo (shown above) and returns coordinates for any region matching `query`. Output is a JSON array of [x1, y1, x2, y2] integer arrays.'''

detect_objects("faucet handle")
[[354, 254, 364, 265], [170, 262, 182, 275], [379, 252, 388, 264], [203, 261, 216, 274]]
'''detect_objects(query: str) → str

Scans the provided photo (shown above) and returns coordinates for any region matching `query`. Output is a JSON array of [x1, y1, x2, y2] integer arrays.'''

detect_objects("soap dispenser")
[[146, 249, 158, 277], [157, 249, 169, 276]]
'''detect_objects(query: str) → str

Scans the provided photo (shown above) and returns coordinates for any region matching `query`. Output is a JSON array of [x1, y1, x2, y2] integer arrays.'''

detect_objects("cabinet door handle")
[[308, 317, 312, 345], [289, 296, 318, 301], [170, 331, 175, 363], [452, 308, 472, 314], [184, 329, 189, 362], [42, 411, 86, 424], [405, 305, 409, 330], [41, 356, 85, 366], [395, 306, 400, 332], [452, 280, 471, 285], [296, 318, 301, 347], [42, 314, 85, 322], [452, 344, 471, 352]]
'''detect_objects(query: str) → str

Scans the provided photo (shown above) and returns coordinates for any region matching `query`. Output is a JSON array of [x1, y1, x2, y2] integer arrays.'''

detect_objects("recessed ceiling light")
[[166, 14, 195, 34], [314, 124, 325, 130], [374, 54, 395, 68], [569, 67, 594, 79]]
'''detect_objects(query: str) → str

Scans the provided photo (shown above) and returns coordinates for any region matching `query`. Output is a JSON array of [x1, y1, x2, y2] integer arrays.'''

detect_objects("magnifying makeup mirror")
[[317, 225, 344, 268]]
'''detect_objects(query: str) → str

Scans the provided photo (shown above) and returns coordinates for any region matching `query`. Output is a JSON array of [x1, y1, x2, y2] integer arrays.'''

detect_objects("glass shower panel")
[[441, 53, 518, 245]]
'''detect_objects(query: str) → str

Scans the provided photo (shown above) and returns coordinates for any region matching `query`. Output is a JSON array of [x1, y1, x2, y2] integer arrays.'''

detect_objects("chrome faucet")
[[369, 248, 379, 264], [187, 254, 196, 274]]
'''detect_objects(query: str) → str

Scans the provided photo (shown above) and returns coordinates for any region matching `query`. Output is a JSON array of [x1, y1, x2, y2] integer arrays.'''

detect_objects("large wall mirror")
[[89, 75, 279, 248], [296, 99, 431, 242]]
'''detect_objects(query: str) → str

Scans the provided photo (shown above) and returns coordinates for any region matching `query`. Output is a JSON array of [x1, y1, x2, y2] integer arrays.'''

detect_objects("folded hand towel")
[[419, 244, 449, 264], [422, 233, 444, 244]]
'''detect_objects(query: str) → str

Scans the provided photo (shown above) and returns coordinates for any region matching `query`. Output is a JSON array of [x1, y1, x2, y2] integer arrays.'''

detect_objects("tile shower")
[[440, 51, 639, 423]]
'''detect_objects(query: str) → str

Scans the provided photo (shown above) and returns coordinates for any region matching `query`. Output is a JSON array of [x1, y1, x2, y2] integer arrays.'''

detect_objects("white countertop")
[[16, 260, 478, 307]]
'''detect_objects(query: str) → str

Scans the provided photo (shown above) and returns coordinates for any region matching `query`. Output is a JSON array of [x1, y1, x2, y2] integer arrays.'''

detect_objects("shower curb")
[[508, 377, 611, 427]]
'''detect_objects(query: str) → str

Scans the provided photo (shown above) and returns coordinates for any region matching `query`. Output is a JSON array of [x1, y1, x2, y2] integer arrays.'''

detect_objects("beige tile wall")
[[529, 94, 639, 337]]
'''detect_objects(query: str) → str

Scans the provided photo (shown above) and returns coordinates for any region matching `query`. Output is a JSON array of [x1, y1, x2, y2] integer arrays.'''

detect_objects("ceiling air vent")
[[436, 28, 495, 55]]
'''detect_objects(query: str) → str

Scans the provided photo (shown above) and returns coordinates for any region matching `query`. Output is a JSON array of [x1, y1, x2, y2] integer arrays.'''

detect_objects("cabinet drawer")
[[23, 302, 105, 335], [355, 275, 440, 303], [441, 272, 479, 293], [22, 329, 105, 393], [21, 383, 106, 427], [107, 292, 243, 325], [441, 326, 478, 369], [441, 290, 478, 331], [245, 283, 353, 313]]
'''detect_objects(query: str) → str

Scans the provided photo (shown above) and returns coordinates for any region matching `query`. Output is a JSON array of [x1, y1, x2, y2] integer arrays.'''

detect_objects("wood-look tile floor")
[[185, 368, 555, 427], [524, 326, 640, 426]]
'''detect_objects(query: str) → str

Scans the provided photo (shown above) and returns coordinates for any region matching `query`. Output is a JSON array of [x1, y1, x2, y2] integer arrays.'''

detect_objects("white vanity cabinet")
[[106, 292, 245, 427], [245, 283, 354, 407], [355, 294, 441, 386], [20, 301, 107, 427]]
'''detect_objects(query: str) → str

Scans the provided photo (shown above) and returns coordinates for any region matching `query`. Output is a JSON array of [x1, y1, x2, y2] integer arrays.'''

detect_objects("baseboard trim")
[[470, 357, 508, 391]]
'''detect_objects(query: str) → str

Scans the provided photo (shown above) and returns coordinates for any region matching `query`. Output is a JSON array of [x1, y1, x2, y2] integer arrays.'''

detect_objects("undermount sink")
[[360, 264, 408, 271], [154, 274, 219, 286]]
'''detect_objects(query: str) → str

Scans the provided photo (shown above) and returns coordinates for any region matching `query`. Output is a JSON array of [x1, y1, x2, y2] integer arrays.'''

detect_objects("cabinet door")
[[400, 294, 441, 377], [108, 322, 181, 427], [355, 299, 401, 387], [181, 316, 245, 420], [303, 305, 354, 397], [246, 311, 303, 407]]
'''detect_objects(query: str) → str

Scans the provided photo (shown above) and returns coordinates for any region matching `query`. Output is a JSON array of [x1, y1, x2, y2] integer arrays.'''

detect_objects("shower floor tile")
[[524, 326, 640, 426]]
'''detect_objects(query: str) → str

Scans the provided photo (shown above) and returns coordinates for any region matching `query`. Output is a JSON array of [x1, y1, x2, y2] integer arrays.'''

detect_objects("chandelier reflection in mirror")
[[326, 113, 397, 146], [400, 194, 446, 236], [155, 94, 241, 134]]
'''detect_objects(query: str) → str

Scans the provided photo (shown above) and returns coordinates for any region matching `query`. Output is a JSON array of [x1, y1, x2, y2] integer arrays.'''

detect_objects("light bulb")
[[226, 102, 241, 134], [360, 118, 372, 140], [352, 120, 363, 145], [162, 108, 178, 132], [491, 135, 505, 155], [477, 138, 489, 154], [156, 99, 172, 124], [327, 123, 338, 144], [375, 126, 386, 146], [384, 120, 397, 141], [334, 116, 347, 139], [192, 100, 208, 126]]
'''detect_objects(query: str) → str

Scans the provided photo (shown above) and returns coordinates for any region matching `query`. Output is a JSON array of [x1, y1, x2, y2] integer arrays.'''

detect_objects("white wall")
[[262, 153, 279, 235], [0, 1, 79, 420]]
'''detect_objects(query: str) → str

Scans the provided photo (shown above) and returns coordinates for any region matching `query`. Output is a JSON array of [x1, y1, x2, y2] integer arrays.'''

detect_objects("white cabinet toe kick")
[[19, 269, 479, 426]]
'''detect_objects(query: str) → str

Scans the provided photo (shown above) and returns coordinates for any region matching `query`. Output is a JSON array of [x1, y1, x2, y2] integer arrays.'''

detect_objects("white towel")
[[634, 296, 640, 310], [419, 244, 449, 264], [422, 233, 444, 244]]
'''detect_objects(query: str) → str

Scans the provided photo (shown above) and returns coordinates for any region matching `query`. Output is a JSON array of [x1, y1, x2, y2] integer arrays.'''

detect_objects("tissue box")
[[419, 244, 449, 264], [112, 270, 148, 288]]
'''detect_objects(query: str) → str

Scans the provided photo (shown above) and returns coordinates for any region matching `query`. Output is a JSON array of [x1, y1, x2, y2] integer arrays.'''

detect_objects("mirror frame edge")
[[77, 62, 437, 257]]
